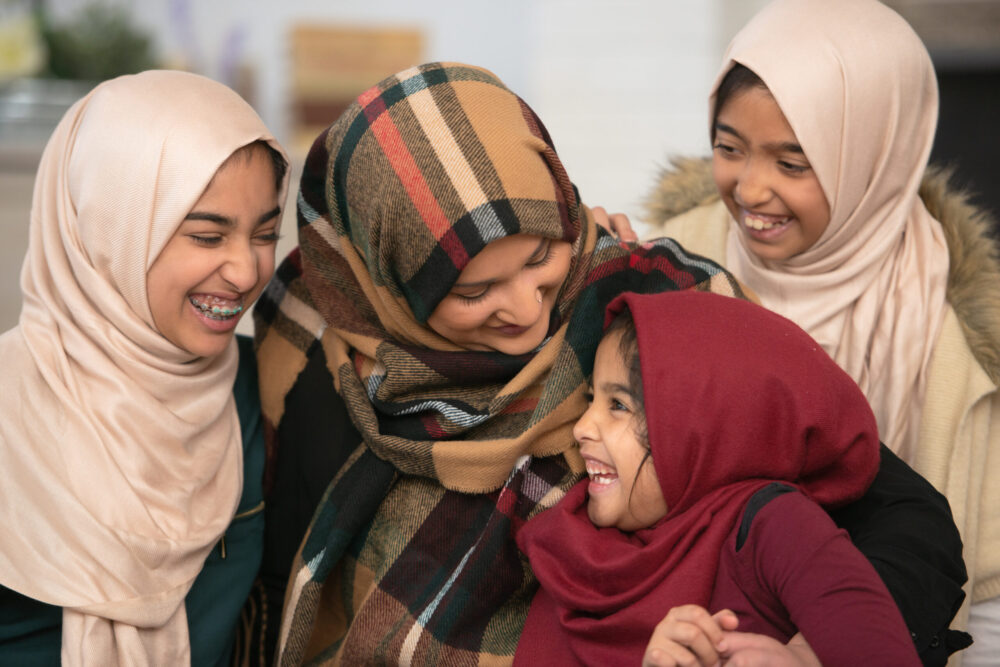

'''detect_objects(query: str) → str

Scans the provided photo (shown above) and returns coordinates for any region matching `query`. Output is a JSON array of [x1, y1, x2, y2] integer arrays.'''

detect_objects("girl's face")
[[147, 146, 281, 357], [712, 86, 831, 261], [427, 234, 572, 356], [573, 331, 667, 532]]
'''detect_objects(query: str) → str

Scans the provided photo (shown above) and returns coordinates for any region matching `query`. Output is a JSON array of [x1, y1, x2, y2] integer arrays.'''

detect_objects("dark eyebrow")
[[599, 381, 632, 396], [452, 237, 549, 289], [715, 121, 803, 155], [184, 211, 234, 227], [183, 205, 281, 228], [258, 206, 282, 226]]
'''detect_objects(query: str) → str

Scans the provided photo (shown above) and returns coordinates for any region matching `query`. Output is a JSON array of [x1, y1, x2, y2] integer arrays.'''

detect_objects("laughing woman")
[[0, 70, 288, 666]]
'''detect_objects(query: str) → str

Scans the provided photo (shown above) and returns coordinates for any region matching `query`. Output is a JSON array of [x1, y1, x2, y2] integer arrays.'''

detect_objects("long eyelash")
[[457, 291, 488, 306], [526, 242, 554, 268], [190, 235, 221, 246], [257, 232, 283, 242], [779, 161, 808, 173]]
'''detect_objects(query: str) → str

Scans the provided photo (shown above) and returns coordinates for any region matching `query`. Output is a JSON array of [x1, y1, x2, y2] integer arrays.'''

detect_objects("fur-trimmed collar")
[[643, 157, 1000, 383]]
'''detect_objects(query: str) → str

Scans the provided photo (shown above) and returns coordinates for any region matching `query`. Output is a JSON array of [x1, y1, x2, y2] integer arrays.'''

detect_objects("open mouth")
[[190, 295, 244, 321], [585, 460, 619, 486], [742, 211, 792, 234]]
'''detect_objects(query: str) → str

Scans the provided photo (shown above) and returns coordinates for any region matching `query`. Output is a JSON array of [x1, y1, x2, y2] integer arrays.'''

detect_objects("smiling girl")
[[516, 291, 920, 667], [644, 0, 998, 661], [0, 70, 288, 666]]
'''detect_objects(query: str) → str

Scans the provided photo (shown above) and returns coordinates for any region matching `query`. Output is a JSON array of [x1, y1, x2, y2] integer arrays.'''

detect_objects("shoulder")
[[737, 484, 837, 552]]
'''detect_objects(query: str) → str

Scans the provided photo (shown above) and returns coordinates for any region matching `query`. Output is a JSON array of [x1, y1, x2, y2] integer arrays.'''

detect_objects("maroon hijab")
[[515, 291, 880, 666]]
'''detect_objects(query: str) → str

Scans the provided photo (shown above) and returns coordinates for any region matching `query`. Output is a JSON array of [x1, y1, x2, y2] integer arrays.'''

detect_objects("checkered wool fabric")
[[253, 62, 746, 665]]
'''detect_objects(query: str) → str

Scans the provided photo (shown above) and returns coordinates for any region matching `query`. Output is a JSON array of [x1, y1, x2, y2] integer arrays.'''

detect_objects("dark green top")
[[0, 335, 265, 666]]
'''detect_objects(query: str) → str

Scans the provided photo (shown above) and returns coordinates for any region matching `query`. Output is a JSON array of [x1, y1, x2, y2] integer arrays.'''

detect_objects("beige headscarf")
[[0, 70, 286, 665], [716, 0, 950, 459]]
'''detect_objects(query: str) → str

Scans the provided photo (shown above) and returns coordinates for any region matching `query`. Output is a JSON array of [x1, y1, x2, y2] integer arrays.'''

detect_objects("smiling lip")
[[189, 294, 244, 333], [740, 209, 793, 241], [583, 455, 619, 493], [493, 324, 530, 336]]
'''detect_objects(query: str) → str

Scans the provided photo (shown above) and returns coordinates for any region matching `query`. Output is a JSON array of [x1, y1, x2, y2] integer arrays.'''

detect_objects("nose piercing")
[[535, 289, 543, 304]]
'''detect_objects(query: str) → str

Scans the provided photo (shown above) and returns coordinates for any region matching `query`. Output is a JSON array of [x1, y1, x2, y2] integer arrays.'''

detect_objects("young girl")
[[516, 290, 921, 666], [0, 70, 288, 665], [643, 0, 997, 660]]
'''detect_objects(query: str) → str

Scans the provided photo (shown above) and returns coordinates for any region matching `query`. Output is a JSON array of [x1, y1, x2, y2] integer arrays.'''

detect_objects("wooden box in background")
[[289, 24, 424, 154]]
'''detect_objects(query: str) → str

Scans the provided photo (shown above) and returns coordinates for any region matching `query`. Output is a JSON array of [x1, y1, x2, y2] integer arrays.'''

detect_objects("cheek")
[[429, 302, 487, 334], [257, 246, 277, 286], [795, 183, 832, 234], [711, 157, 734, 194], [635, 465, 667, 516], [544, 246, 574, 288]]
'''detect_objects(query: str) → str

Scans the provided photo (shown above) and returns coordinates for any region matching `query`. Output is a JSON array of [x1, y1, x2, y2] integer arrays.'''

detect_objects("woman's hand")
[[592, 206, 639, 242], [712, 631, 821, 667], [642, 605, 739, 666]]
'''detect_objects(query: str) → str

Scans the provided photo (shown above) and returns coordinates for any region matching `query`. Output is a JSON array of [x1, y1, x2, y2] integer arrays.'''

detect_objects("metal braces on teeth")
[[191, 298, 243, 318]]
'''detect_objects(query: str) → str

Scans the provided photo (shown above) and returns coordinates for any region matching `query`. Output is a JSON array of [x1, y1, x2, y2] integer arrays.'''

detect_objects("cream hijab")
[[0, 70, 286, 665], [716, 0, 950, 459]]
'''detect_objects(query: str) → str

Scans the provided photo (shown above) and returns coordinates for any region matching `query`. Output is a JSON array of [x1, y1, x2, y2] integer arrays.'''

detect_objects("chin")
[[178, 332, 236, 359]]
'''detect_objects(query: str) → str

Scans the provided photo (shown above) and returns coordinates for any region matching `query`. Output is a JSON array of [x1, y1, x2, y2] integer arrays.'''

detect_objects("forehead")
[[593, 330, 627, 379], [455, 234, 547, 282], [717, 87, 798, 140]]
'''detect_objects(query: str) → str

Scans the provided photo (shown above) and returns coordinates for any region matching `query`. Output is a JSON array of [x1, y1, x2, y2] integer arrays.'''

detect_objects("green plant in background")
[[37, 2, 158, 80]]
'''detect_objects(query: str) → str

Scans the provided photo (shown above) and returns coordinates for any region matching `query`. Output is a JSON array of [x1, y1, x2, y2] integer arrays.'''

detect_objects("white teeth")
[[190, 295, 244, 320], [744, 213, 790, 231], [585, 462, 618, 484]]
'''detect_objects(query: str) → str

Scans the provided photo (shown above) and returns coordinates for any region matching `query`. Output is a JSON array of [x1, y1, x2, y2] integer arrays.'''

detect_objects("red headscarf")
[[515, 290, 880, 666]]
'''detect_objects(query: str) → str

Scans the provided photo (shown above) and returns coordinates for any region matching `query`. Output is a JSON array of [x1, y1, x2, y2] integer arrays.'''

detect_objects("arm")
[[828, 444, 970, 664], [748, 491, 921, 666]]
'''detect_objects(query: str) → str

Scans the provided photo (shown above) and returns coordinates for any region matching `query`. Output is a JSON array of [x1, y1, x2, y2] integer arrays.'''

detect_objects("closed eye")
[[189, 234, 222, 246], [777, 160, 809, 175], [526, 240, 554, 268], [713, 141, 738, 156], [456, 287, 490, 304]]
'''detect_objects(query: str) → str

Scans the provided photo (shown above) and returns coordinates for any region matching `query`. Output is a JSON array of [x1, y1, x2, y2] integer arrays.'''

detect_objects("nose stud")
[[535, 289, 543, 304]]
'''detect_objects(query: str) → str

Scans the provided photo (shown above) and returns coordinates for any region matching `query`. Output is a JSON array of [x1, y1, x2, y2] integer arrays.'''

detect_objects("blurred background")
[[1, 0, 997, 334]]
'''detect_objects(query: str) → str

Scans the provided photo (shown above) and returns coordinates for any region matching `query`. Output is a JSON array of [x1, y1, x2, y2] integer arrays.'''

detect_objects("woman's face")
[[146, 146, 281, 357], [712, 86, 831, 261], [427, 234, 572, 356], [574, 331, 667, 532]]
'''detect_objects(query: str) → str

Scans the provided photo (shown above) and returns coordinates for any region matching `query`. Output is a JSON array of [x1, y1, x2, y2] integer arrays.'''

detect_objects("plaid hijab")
[[254, 62, 745, 664]]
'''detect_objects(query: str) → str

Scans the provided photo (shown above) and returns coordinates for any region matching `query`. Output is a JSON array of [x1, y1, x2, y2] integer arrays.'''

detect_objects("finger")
[[609, 212, 639, 242], [654, 608, 725, 665], [591, 206, 613, 234], [711, 609, 740, 632], [671, 605, 728, 649]]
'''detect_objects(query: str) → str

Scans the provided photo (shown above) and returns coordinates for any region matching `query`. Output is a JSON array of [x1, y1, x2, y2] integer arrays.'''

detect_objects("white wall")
[[1, 0, 770, 332]]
